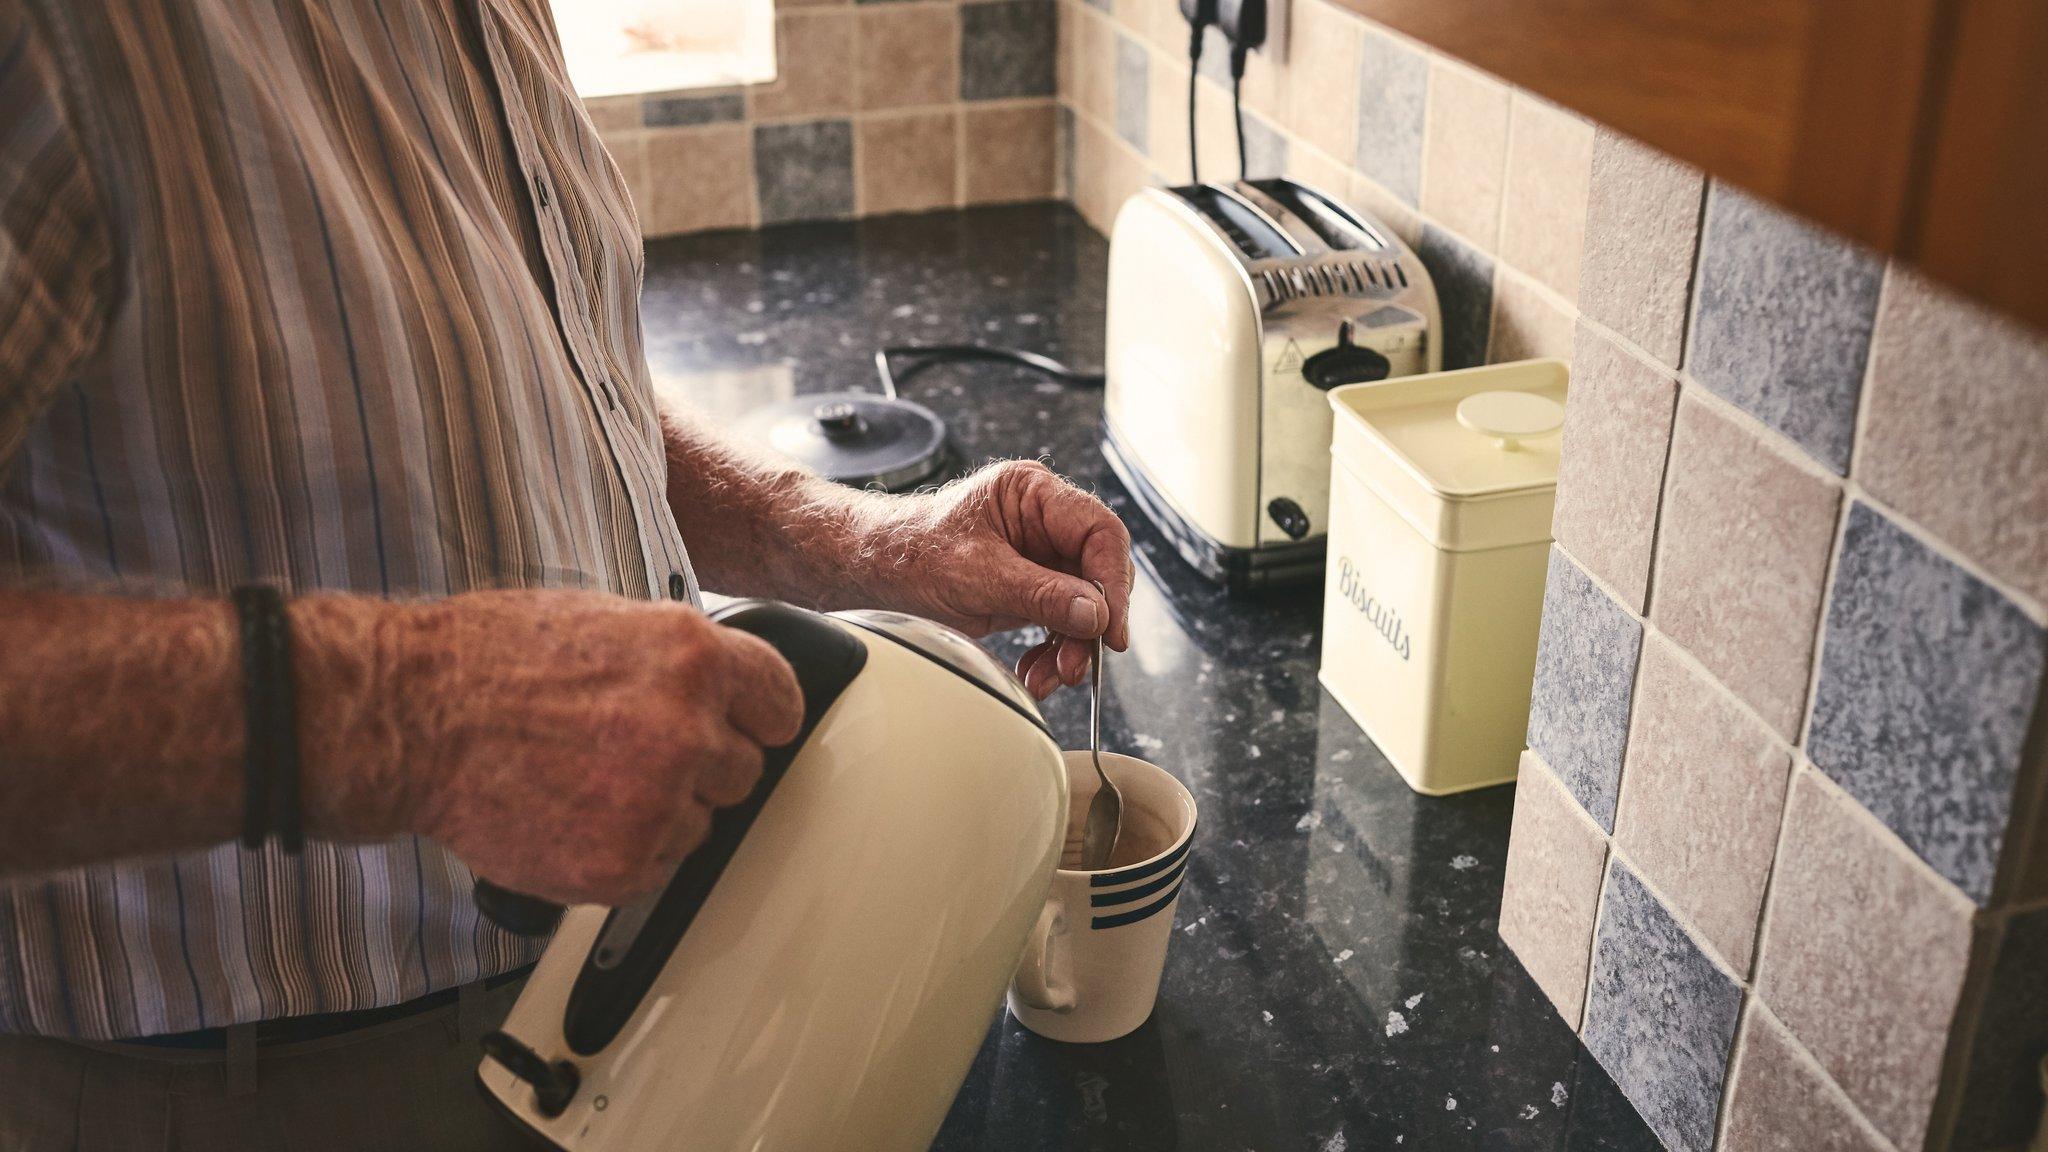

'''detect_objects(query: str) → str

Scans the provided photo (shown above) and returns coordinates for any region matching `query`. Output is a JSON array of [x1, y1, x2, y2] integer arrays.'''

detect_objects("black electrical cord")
[[1232, 71, 1247, 178], [872, 345, 1104, 401], [1188, 57, 1201, 184], [1229, 44, 1250, 179]]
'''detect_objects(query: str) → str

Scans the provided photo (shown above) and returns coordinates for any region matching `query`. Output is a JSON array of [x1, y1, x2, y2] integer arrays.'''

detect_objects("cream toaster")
[[1101, 179, 1441, 589]]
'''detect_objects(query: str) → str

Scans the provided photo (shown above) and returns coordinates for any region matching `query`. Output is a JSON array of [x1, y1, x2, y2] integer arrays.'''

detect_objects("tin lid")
[[1350, 372, 1567, 497], [1329, 360, 1569, 551]]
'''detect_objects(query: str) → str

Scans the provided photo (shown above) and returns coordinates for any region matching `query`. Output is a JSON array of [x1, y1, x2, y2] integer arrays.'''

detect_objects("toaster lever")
[[1302, 321, 1391, 390]]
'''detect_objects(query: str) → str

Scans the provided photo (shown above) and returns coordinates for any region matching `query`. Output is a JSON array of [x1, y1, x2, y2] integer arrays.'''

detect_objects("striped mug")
[[1008, 751, 1198, 1043]]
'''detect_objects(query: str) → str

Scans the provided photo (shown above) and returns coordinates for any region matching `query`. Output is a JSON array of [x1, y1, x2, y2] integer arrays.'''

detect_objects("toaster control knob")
[[1267, 497, 1312, 541]]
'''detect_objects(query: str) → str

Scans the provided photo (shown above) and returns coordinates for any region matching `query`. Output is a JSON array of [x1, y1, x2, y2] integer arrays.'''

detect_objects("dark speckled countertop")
[[640, 205, 1661, 1152]]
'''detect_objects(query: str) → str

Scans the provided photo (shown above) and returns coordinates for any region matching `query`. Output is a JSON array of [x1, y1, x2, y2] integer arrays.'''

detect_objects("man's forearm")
[[659, 403, 929, 610], [0, 590, 407, 875]]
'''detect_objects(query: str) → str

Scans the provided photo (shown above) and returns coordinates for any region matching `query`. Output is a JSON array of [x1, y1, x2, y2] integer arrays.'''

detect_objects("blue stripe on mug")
[[1089, 879, 1184, 930], [1089, 857, 1187, 909], [1088, 821, 1196, 888]]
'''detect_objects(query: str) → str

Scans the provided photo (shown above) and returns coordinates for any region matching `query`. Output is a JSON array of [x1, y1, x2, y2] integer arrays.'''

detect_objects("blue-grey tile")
[[1353, 29, 1426, 205], [960, 0, 1056, 100], [1115, 33, 1148, 153], [1953, 908, 2048, 1151], [1242, 111, 1287, 179], [1582, 861, 1744, 1152], [1415, 223, 1494, 371], [753, 120, 854, 225], [1686, 185, 1883, 474], [1526, 547, 1643, 832], [641, 90, 743, 128], [1808, 502, 2047, 904]]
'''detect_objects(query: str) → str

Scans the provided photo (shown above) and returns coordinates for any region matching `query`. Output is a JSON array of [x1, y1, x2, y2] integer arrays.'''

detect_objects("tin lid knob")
[[1455, 391, 1565, 451]]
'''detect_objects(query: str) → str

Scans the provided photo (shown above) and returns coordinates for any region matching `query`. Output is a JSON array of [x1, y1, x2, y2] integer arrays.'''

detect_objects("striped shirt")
[[0, 0, 699, 1039]]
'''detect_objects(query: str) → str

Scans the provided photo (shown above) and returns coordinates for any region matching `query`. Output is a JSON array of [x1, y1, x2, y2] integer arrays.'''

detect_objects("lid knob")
[[1455, 391, 1565, 451], [813, 401, 867, 440]]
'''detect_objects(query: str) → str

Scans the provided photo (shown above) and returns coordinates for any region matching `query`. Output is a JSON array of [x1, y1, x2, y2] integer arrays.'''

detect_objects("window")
[[551, 0, 777, 98]]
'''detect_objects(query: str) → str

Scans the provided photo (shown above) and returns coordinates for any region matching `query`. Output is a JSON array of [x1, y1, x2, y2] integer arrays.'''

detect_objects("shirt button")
[[668, 573, 688, 601], [533, 171, 551, 209]]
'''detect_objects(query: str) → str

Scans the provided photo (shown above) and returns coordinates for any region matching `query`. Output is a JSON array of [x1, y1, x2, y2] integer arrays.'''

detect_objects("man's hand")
[[300, 591, 804, 907], [854, 460, 1134, 699]]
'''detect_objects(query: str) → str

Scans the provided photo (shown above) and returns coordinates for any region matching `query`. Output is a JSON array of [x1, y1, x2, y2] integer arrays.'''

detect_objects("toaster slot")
[[1171, 185, 1302, 262], [1249, 179, 1388, 253]]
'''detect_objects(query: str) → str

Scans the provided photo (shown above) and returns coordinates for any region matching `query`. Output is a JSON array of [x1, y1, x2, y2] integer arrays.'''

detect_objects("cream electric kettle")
[[471, 601, 1068, 1152]]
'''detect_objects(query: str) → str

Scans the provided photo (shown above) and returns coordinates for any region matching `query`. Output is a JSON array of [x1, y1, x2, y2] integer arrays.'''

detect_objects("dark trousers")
[[0, 976, 530, 1152]]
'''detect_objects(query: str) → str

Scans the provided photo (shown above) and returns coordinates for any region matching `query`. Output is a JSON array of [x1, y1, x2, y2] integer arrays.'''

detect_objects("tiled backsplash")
[[1047, 1, 2046, 1150], [587, 0, 1060, 235]]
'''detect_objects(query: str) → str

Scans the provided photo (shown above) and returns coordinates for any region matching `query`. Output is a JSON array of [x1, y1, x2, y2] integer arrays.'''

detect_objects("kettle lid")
[[834, 610, 1047, 735], [733, 392, 950, 493]]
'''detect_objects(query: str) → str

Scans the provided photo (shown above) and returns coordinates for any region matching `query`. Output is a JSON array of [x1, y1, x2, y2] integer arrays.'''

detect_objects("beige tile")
[[641, 125, 754, 237], [1721, 1005, 1890, 1152], [855, 4, 958, 112], [857, 110, 959, 216], [1281, 0, 1360, 163], [1283, 141, 1351, 204], [1487, 271, 1575, 363], [1580, 130, 1704, 369], [1347, 172, 1421, 248], [963, 103, 1057, 204], [1073, 4, 1118, 128], [1132, 0, 1186, 54], [581, 94, 643, 133], [749, 10, 855, 119], [1500, 94, 1593, 304], [1072, 114, 1143, 235], [1237, 30, 1290, 125], [775, 0, 846, 8], [1553, 326, 1677, 613], [1615, 635, 1791, 974], [1420, 60, 1510, 252], [1650, 392, 1841, 740], [1856, 266, 2048, 606], [1146, 51, 1192, 183], [1498, 751, 1610, 1028], [1756, 770, 1975, 1151]]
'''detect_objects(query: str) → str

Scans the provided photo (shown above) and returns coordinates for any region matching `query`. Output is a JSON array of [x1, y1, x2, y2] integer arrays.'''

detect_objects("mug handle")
[[1013, 900, 1077, 1013]]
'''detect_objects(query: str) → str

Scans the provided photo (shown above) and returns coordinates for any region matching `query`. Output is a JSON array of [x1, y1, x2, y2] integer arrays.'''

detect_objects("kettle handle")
[[470, 601, 868, 944], [474, 880, 565, 937]]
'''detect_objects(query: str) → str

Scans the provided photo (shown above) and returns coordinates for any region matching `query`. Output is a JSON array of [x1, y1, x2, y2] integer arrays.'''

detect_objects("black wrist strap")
[[233, 585, 304, 853]]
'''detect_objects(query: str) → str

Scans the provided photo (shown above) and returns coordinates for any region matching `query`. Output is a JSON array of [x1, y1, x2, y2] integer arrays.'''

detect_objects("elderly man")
[[0, 1, 1132, 1147]]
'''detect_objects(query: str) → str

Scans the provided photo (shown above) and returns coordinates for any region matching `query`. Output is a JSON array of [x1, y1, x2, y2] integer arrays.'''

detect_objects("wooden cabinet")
[[1332, 0, 2048, 331]]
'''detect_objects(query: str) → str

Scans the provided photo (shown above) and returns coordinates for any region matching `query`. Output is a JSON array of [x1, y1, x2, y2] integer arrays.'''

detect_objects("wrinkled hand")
[[864, 460, 1133, 699], [321, 590, 804, 907]]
